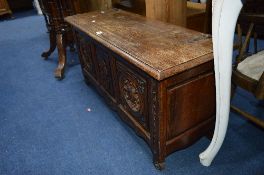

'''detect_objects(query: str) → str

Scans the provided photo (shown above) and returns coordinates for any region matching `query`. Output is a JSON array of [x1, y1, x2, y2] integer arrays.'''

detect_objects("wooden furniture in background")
[[145, 0, 212, 32], [242, 0, 264, 14], [74, 0, 112, 13], [7, 0, 33, 11], [38, 0, 77, 79], [86, 0, 112, 11], [113, 0, 145, 16], [145, 0, 187, 26], [187, 0, 212, 33], [232, 13, 264, 128], [38, 0, 112, 79], [0, 0, 12, 16], [66, 9, 215, 170], [115, 0, 212, 33], [239, 1, 264, 39]]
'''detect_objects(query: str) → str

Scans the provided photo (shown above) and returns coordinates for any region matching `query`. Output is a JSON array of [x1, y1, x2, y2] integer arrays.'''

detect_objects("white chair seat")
[[237, 50, 264, 81]]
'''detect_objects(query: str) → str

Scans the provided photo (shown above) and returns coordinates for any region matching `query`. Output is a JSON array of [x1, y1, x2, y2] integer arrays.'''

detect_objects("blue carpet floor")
[[0, 11, 264, 175]]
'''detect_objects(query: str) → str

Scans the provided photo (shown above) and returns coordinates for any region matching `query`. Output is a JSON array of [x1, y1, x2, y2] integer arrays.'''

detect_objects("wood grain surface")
[[65, 9, 213, 80]]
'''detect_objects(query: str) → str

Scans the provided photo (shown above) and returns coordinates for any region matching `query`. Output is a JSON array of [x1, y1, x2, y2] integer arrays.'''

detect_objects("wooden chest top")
[[65, 9, 213, 80]]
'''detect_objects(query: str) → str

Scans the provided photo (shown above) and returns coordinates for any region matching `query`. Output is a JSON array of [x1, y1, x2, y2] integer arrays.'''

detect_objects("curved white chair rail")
[[199, 0, 243, 166]]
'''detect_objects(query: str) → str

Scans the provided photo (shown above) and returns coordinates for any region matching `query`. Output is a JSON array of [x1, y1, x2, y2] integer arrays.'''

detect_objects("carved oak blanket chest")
[[65, 9, 215, 170]]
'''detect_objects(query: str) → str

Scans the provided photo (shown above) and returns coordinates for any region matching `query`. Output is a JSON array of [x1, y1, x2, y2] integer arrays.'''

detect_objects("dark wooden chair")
[[232, 12, 264, 128], [38, 0, 76, 79], [241, 0, 264, 39]]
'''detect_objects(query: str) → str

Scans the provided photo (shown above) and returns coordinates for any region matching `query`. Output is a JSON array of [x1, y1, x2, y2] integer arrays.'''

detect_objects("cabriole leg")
[[199, 0, 243, 166], [41, 31, 56, 59]]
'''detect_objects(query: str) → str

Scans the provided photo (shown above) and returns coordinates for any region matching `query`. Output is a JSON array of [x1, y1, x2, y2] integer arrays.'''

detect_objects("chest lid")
[[65, 9, 213, 80]]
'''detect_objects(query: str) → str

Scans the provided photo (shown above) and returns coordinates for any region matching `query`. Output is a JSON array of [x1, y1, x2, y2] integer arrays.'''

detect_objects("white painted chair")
[[199, 0, 244, 166]]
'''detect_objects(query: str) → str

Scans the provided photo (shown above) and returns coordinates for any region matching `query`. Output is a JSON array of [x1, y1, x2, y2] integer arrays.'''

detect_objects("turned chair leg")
[[54, 33, 66, 79], [199, 0, 243, 166], [41, 31, 56, 59]]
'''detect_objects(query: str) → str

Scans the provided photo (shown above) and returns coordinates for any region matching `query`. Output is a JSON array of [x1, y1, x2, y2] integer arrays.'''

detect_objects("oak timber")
[[66, 10, 213, 80], [66, 9, 215, 170]]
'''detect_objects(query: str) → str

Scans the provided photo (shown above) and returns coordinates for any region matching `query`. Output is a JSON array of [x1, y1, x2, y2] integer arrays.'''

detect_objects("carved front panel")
[[95, 46, 115, 98], [117, 62, 149, 130], [76, 33, 96, 78]]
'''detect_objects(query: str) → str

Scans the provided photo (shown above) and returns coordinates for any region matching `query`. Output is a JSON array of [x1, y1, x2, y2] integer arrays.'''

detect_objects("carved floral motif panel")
[[117, 62, 149, 130]]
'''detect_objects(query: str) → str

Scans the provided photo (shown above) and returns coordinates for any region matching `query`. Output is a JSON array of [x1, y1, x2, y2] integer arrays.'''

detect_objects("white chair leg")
[[34, 0, 43, 15], [199, 0, 243, 166]]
